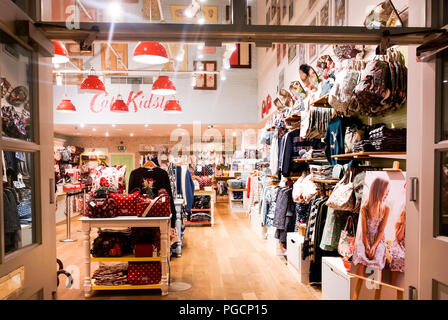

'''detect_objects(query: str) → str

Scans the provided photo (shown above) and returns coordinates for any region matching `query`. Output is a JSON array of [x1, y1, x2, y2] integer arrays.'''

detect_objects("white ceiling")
[[54, 123, 263, 138]]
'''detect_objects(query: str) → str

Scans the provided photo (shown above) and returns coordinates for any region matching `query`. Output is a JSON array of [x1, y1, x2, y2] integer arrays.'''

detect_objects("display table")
[[186, 190, 215, 226], [79, 215, 171, 297]]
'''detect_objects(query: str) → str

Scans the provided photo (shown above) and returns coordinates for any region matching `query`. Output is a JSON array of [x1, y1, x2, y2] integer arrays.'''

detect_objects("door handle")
[[49, 178, 55, 204], [410, 177, 418, 202], [408, 286, 417, 300]]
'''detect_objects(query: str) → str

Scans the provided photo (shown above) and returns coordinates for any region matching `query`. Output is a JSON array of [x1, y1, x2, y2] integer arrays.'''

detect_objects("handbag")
[[326, 169, 355, 211], [127, 262, 161, 285], [90, 229, 133, 257], [84, 197, 118, 218], [338, 215, 356, 258], [109, 191, 140, 216], [137, 189, 171, 217]]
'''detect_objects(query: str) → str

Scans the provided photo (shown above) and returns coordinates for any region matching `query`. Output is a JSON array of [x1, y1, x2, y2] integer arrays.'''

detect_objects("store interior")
[[2, 0, 412, 300]]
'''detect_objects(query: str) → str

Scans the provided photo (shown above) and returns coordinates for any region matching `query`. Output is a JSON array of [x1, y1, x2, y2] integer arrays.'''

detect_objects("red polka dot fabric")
[[128, 262, 162, 285], [137, 193, 171, 217], [109, 191, 140, 216]]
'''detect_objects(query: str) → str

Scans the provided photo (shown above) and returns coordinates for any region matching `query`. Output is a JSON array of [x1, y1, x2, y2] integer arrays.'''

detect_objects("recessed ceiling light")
[[108, 2, 122, 19], [92, 128, 96, 131]]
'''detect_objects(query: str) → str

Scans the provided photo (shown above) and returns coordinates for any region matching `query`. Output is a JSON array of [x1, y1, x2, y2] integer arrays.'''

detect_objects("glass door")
[[0, 10, 56, 299]]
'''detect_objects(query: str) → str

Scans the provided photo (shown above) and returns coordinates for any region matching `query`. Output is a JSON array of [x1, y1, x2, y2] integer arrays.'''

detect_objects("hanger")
[[143, 160, 157, 168]]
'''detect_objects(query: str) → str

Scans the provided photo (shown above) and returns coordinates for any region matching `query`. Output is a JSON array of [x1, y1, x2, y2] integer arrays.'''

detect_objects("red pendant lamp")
[[52, 41, 69, 64], [133, 42, 169, 65], [152, 76, 176, 95], [110, 95, 129, 112], [164, 100, 182, 114], [80, 69, 106, 93], [56, 99, 76, 113]]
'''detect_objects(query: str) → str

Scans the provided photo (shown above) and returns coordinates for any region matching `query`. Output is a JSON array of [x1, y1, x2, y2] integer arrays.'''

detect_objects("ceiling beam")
[[34, 22, 442, 46]]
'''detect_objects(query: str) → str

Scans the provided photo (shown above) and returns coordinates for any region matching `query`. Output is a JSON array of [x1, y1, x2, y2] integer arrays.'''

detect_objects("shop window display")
[[2, 151, 35, 254], [0, 30, 34, 142]]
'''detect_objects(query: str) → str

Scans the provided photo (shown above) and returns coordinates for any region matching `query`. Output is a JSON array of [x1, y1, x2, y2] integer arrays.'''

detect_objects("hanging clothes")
[[176, 165, 195, 212], [261, 185, 279, 227], [273, 186, 296, 247], [269, 130, 279, 175], [324, 116, 345, 165], [128, 167, 176, 227]]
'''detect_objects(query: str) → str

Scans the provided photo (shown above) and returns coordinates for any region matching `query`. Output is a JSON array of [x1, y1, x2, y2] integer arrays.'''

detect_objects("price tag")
[[89, 201, 96, 207]]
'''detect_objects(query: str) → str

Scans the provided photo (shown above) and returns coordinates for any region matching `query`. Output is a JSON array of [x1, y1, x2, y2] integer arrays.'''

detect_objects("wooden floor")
[[55, 202, 321, 300]]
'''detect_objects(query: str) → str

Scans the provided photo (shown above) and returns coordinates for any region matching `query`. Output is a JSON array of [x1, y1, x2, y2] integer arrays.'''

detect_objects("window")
[[0, 30, 38, 257]]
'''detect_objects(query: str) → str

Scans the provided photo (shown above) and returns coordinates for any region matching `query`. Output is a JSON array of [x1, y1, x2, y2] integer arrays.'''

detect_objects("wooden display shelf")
[[185, 220, 212, 226], [191, 208, 211, 212], [310, 178, 340, 185], [90, 255, 161, 262], [285, 114, 301, 122], [293, 157, 327, 163], [310, 94, 330, 107], [228, 188, 246, 192], [331, 152, 406, 160], [91, 280, 161, 291], [286, 125, 300, 130], [257, 162, 270, 166]]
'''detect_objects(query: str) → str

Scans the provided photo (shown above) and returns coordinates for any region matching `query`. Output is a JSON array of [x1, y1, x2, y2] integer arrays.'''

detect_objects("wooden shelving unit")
[[286, 125, 301, 130], [91, 280, 161, 291], [293, 157, 328, 163], [331, 152, 406, 160], [90, 255, 161, 263], [228, 187, 246, 213], [310, 178, 340, 185], [285, 114, 301, 122], [310, 94, 331, 107]]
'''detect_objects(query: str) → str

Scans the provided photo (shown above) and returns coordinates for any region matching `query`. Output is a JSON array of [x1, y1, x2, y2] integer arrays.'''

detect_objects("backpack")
[[328, 60, 362, 116], [351, 60, 392, 116]]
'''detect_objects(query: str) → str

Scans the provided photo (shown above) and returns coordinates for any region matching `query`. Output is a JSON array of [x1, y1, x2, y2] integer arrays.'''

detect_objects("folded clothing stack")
[[311, 148, 326, 158], [190, 213, 211, 222], [353, 140, 376, 153], [92, 263, 128, 286], [193, 195, 211, 209], [309, 165, 334, 180], [369, 126, 406, 152]]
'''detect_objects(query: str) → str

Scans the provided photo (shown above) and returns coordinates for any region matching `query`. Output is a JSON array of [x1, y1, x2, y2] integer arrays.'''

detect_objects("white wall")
[[54, 45, 259, 125], [256, 0, 411, 123]]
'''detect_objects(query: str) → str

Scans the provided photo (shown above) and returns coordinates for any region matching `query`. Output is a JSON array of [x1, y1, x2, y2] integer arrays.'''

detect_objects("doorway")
[[109, 153, 135, 193]]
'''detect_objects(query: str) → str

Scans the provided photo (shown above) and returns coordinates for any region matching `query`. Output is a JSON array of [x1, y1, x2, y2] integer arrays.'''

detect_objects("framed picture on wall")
[[289, 0, 294, 21], [194, 61, 217, 90], [230, 43, 252, 69], [298, 43, 306, 65], [288, 44, 297, 64], [282, 0, 287, 19], [320, 1, 330, 50], [334, 0, 346, 26], [53, 58, 83, 85], [277, 44, 281, 66], [308, 16, 318, 61], [279, 68, 285, 92], [100, 43, 128, 76]]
